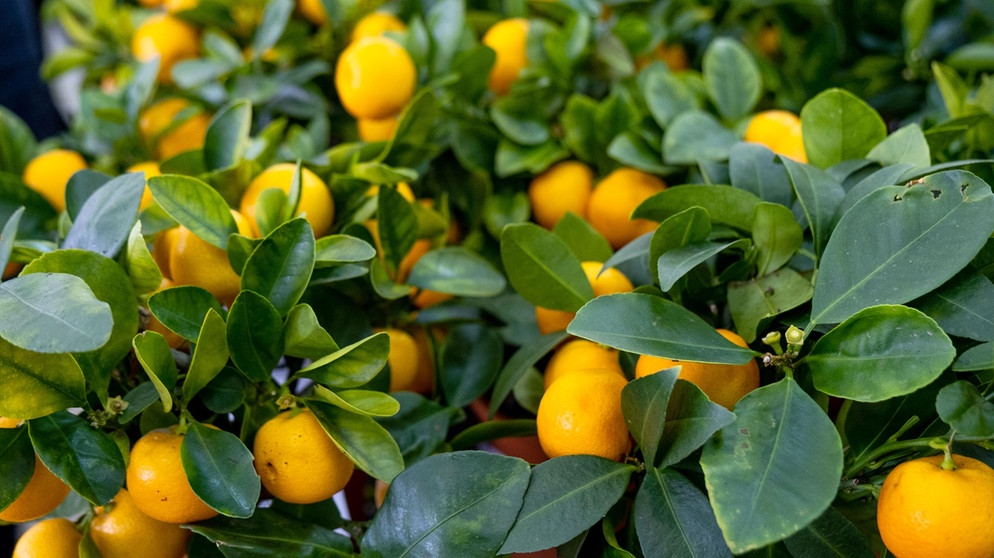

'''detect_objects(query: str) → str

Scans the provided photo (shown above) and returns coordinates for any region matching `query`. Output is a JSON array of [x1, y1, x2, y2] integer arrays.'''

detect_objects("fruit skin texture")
[[482, 18, 529, 96], [536, 261, 634, 335], [240, 163, 335, 237], [131, 14, 200, 84], [139, 98, 211, 160], [0, 454, 71, 523], [253, 408, 355, 504], [544, 339, 623, 390], [90, 488, 191, 558], [351, 11, 406, 42], [586, 168, 666, 249], [12, 517, 82, 558], [168, 209, 253, 306], [335, 37, 417, 120], [126, 427, 219, 524], [877, 454, 994, 558], [528, 160, 594, 229], [536, 369, 631, 461], [743, 110, 807, 163], [635, 328, 758, 410], [357, 115, 400, 142], [22, 148, 88, 212], [377, 327, 420, 392]]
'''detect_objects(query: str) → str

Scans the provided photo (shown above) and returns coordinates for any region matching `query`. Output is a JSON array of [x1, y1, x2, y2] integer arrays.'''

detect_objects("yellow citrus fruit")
[[253, 408, 355, 504], [240, 163, 334, 238], [22, 148, 88, 212], [126, 161, 162, 211], [743, 110, 807, 163], [357, 115, 400, 142], [164, 0, 197, 12], [144, 277, 187, 350], [12, 517, 82, 558], [407, 326, 436, 394], [376, 327, 420, 392], [0, 416, 23, 428], [365, 181, 416, 203], [90, 488, 191, 558], [364, 218, 430, 283], [536, 262, 634, 335], [634, 329, 759, 410], [528, 161, 594, 229], [139, 98, 212, 160], [297, 0, 327, 25], [482, 18, 529, 96], [351, 11, 406, 42], [126, 427, 218, 524], [335, 36, 417, 120], [877, 453, 994, 558], [536, 368, 631, 461], [543, 339, 623, 390], [168, 209, 253, 307], [587, 168, 666, 249], [0, 450, 71, 523], [131, 14, 200, 84], [152, 226, 179, 280]]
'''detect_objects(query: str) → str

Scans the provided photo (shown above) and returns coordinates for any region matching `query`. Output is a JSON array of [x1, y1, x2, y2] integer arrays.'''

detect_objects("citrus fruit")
[[528, 160, 594, 229], [335, 36, 417, 120], [90, 488, 191, 558], [164, 0, 197, 12], [138, 98, 211, 160], [536, 368, 631, 461], [357, 115, 400, 142], [586, 167, 666, 249], [168, 209, 253, 306], [253, 408, 355, 504], [240, 163, 335, 237], [877, 453, 994, 558], [634, 328, 759, 410], [131, 14, 200, 84], [743, 110, 807, 163], [408, 326, 436, 394], [351, 11, 406, 42], [125, 161, 162, 211], [544, 339, 623, 390], [482, 18, 529, 96], [536, 261, 634, 335], [637, 41, 689, 71], [152, 226, 180, 280], [0, 419, 71, 523], [297, 0, 327, 25], [126, 427, 219, 524], [364, 217, 430, 283], [0, 416, 23, 428], [365, 181, 416, 203], [377, 327, 420, 391], [22, 148, 88, 212], [12, 517, 82, 558]]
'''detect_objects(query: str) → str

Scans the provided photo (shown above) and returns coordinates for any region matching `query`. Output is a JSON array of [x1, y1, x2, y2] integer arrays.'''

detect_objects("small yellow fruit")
[[335, 37, 417, 120], [743, 110, 807, 163], [537, 369, 631, 461], [168, 209, 254, 307], [586, 168, 666, 249], [297, 0, 327, 25], [535, 262, 634, 335], [12, 517, 82, 558], [528, 161, 594, 229], [377, 327, 420, 392], [22, 148, 88, 212], [0, 454, 71, 523], [126, 427, 219, 524], [357, 115, 400, 142], [125, 161, 162, 211], [482, 18, 529, 96], [139, 98, 211, 160], [131, 14, 200, 84], [240, 163, 335, 238], [91, 488, 191, 558], [544, 339, 623, 390], [351, 11, 406, 42]]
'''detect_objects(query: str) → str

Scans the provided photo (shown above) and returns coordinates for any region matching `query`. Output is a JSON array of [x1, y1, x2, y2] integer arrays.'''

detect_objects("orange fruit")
[[12, 517, 82, 558], [164, 0, 197, 12], [3, 261, 22, 279], [138, 98, 211, 160], [351, 11, 406, 42], [0, 416, 23, 428], [536, 262, 634, 335], [335, 36, 417, 120], [410, 287, 453, 309], [543, 339, 623, 390], [634, 328, 759, 410], [126, 161, 162, 211], [126, 427, 219, 524], [637, 41, 690, 71], [364, 219, 430, 283], [376, 327, 420, 392], [131, 14, 200, 84], [90, 488, 191, 558], [407, 326, 436, 394], [536, 368, 631, 461], [253, 408, 355, 504], [297, 0, 327, 25], [528, 161, 594, 229], [22, 148, 88, 212], [0, 456, 70, 523], [151, 226, 179, 280], [357, 115, 400, 142], [586, 168, 666, 249], [240, 163, 335, 238], [877, 453, 994, 558], [365, 181, 416, 203], [168, 209, 253, 307], [482, 18, 529, 96], [743, 110, 807, 163]]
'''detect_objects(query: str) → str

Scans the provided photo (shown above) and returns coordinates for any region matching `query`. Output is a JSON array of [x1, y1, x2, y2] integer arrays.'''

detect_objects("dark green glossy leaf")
[[658, 240, 747, 292], [634, 185, 761, 232], [660, 379, 736, 469], [0, 273, 112, 353], [635, 467, 732, 558], [663, 111, 739, 165], [377, 393, 454, 465], [241, 218, 315, 316], [65, 170, 112, 220], [912, 269, 994, 342], [935, 380, 994, 437], [204, 100, 251, 172], [376, 184, 418, 277], [703, 37, 761, 121], [727, 269, 813, 343], [0, 107, 37, 174], [782, 505, 874, 558], [148, 285, 225, 342], [649, 207, 711, 273], [500, 223, 592, 311], [751, 203, 802, 276], [800, 88, 887, 169], [148, 175, 237, 250], [729, 143, 793, 208], [621, 369, 678, 469], [866, 123, 930, 169], [119, 381, 161, 424], [495, 139, 570, 178], [183, 310, 229, 402], [407, 247, 506, 297], [834, 163, 915, 226], [0, 206, 23, 280], [553, 212, 613, 263], [607, 131, 672, 175], [0, 337, 85, 419], [0, 426, 33, 512], [63, 172, 144, 257], [182, 422, 260, 518], [449, 419, 537, 452], [953, 341, 994, 371], [489, 331, 569, 419], [296, 332, 389, 389], [642, 65, 700, 128], [227, 290, 285, 383], [188, 508, 355, 557], [133, 331, 178, 412], [440, 323, 503, 408], [782, 159, 845, 262], [308, 401, 404, 483]]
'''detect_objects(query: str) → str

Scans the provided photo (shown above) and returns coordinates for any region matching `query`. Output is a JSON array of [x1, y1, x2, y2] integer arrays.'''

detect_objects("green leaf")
[[0, 273, 112, 353], [834, 163, 916, 226], [945, 42, 994, 72], [807, 305, 955, 402], [363, 451, 529, 557], [495, 139, 570, 179], [183, 310, 229, 402], [800, 88, 887, 169], [241, 218, 315, 316], [635, 467, 732, 558], [634, 185, 761, 232], [649, 207, 712, 271], [658, 240, 747, 292], [703, 38, 761, 121], [63, 172, 144, 257], [782, 159, 845, 262], [188, 508, 355, 556], [376, 184, 418, 277], [751, 203, 803, 276], [553, 212, 614, 262], [133, 331, 179, 412], [621, 369, 677, 469], [489, 332, 570, 419], [782, 506, 875, 558], [0, 206, 23, 281], [491, 101, 550, 146], [729, 143, 794, 208], [912, 269, 994, 342], [0, 337, 85, 419], [0, 426, 34, 512], [449, 419, 537, 452], [953, 341, 994, 371], [407, 247, 506, 297], [642, 66, 700, 128], [29, 410, 125, 506], [499, 456, 635, 554], [148, 175, 237, 250], [308, 401, 404, 483], [811, 171, 994, 325], [204, 100, 251, 172], [569, 293, 756, 364], [124, 222, 163, 295], [148, 286, 224, 342], [935, 380, 994, 437], [251, 0, 293, 60], [500, 223, 593, 311], [377, 392, 454, 464], [728, 269, 813, 343], [315, 234, 376, 266], [182, 422, 260, 518], [313, 386, 399, 417], [700, 378, 843, 553], [866, 124, 930, 169], [296, 332, 389, 389], [660, 379, 736, 469], [607, 132, 672, 175], [226, 290, 285, 383], [0, 107, 37, 174], [845, 378, 946, 464], [663, 111, 740, 165], [440, 324, 503, 408], [284, 304, 338, 360]]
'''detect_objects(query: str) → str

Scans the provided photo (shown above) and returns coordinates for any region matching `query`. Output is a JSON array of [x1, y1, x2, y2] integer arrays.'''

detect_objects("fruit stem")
[[940, 433, 957, 471]]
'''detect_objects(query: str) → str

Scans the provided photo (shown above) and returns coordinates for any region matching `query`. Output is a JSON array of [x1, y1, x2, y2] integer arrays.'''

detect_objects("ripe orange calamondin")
[[22, 148, 88, 212], [131, 13, 200, 84], [126, 427, 218, 524], [335, 36, 417, 120], [587, 167, 666, 249], [536, 368, 631, 461], [482, 18, 529, 96], [743, 109, 807, 163], [240, 163, 335, 237]]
